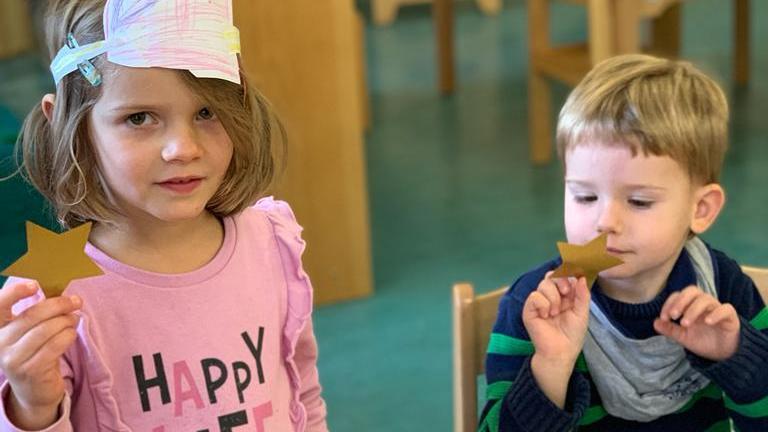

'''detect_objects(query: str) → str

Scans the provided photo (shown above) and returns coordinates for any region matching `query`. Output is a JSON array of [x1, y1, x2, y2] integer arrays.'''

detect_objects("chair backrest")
[[452, 265, 768, 432]]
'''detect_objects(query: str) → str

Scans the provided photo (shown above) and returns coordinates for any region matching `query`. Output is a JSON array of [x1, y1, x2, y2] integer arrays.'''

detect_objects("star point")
[[1, 221, 103, 297], [551, 233, 623, 287]]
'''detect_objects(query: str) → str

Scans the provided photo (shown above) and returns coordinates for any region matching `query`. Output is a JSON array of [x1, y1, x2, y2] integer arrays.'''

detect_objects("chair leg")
[[372, 0, 399, 26], [529, 69, 552, 164], [476, 0, 503, 16], [734, 0, 749, 85], [434, 0, 456, 94], [650, 3, 681, 58]]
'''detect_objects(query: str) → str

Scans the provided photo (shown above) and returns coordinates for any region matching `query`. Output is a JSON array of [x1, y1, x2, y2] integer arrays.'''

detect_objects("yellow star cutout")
[[1, 221, 103, 298], [551, 233, 624, 288]]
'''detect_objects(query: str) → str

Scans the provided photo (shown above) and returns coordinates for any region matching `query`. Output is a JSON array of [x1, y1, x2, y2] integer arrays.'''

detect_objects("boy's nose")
[[161, 127, 203, 162], [596, 201, 622, 234]]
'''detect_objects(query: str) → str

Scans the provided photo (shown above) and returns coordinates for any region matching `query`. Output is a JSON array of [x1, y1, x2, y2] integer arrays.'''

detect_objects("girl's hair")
[[556, 54, 728, 185], [17, 0, 285, 228]]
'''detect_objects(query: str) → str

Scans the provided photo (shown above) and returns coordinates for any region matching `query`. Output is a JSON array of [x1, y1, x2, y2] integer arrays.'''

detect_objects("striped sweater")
[[480, 245, 768, 432]]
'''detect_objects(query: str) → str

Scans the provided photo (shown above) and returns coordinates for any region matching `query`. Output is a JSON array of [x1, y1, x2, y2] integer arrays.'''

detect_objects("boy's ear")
[[690, 183, 725, 234], [41, 94, 56, 122]]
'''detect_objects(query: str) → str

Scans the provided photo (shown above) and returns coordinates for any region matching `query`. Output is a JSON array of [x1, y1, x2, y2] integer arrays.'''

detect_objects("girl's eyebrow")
[[107, 103, 166, 113]]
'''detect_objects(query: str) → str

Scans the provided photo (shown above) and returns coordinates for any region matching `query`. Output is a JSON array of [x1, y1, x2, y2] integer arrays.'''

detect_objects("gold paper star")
[[551, 233, 624, 287], [1, 221, 103, 298]]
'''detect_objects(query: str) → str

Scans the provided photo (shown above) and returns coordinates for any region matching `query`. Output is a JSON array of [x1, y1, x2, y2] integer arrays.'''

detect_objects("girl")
[[0, 0, 328, 430]]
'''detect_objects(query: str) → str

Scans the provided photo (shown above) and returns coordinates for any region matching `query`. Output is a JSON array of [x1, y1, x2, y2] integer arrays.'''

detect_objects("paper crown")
[[50, 0, 241, 86]]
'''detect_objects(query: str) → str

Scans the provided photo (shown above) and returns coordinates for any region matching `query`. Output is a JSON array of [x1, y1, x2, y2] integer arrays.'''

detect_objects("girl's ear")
[[41, 94, 56, 122], [690, 183, 725, 235]]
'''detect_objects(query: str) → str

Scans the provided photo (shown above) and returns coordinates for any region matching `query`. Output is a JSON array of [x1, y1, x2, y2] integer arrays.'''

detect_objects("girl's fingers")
[[680, 295, 717, 327], [654, 318, 685, 342], [0, 282, 39, 325], [19, 326, 79, 376], [12, 314, 80, 365], [5, 296, 82, 342]]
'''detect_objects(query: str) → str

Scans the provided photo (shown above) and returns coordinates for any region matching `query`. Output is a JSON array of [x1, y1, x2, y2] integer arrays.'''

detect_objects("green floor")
[[1, 0, 767, 430]]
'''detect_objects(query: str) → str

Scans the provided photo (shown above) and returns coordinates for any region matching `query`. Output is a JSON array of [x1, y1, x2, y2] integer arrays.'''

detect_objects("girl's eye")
[[127, 112, 149, 126], [629, 198, 653, 209], [198, 107, 215, 120], [574, 195, 597, 204]]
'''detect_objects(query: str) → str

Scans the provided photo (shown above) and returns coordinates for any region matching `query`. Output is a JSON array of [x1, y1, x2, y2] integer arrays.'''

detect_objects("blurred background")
[[1, 0, 767, 430]]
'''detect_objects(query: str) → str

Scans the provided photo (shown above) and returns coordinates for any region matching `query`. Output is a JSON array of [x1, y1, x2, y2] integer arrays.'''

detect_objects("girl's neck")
[[89, 211, 226, 274]]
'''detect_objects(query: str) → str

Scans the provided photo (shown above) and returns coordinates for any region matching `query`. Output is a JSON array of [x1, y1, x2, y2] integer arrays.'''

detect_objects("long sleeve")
[[479, 263, 590, 432], [295, 319, 328, 432], [687, 249, 768, 432]]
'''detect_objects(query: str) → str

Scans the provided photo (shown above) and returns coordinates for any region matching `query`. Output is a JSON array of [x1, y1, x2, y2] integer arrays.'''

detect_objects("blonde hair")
[[556, 54, 728, 184], [16, 0, 285, 228]]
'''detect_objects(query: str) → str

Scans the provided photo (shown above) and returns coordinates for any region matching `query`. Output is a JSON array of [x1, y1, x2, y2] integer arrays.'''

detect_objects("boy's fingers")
[[526, 292, 551, 319], [681, 296, 717, 327], [654, 318, 685, 342], [572, 277, 590, 315], [659, 291, 680, 321], [666, 286, 702, 320], [538, 281, 562, 315], [0, 282, 39, 324], [705, 304, 739, 329]]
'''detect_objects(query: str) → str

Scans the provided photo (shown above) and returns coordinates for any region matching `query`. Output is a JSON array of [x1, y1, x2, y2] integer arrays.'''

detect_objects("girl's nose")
[[161, 127, 203, 162]]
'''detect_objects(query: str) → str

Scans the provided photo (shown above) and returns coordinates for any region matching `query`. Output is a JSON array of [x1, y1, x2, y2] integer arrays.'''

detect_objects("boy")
[[479, 54, 768, 431]]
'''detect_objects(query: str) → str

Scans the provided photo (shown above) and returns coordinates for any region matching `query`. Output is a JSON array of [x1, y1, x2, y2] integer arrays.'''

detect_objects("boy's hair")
[[556, 54, 728, 185], [17, 0, 285, 228]]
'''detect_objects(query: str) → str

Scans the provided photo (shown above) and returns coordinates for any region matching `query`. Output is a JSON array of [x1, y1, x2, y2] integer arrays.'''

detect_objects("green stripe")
[[703, 419, 733, 432], [579, 405, 607, 425], [487, 333, 534, 356], [485, 381, 512, 400], [677, 383, 723, 413], [575, 353, 588, 373], [750, 307, 768, 330], [725, 392, 768, 418], [479, 399, 503, 432]]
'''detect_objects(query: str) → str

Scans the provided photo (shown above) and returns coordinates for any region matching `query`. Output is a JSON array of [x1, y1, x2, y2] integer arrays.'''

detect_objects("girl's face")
[[564, 143, 699, 302], [88, 66, 233, 227]]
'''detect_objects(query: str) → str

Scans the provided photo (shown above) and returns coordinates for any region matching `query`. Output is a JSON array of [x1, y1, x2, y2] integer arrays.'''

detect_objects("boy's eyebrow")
[[565, 179, 667, 191]]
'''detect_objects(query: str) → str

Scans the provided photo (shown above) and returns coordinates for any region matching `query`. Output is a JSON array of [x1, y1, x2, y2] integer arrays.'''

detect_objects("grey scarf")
[[581, 237, 715, 422]]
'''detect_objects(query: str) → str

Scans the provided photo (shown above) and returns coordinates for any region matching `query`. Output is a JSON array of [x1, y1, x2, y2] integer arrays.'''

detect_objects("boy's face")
[[564, 143, 700, 300]]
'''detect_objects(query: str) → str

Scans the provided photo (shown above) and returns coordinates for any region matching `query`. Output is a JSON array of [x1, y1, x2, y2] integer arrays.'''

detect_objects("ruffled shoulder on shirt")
[[253, 196, 314, 430]]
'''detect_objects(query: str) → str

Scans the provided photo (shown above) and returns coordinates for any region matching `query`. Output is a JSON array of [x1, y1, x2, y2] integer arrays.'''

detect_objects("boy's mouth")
[[606, 247, 629, 255]]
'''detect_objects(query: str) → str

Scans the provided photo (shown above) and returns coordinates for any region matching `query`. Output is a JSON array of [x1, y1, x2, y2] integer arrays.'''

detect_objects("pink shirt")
[[0, 198, 328, 431]]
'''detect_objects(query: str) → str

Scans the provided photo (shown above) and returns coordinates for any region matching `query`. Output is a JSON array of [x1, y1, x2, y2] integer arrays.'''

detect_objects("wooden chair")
[[372, 0, 502, 26], [452, 265, 768, 432], [527, 0, 751, 164]]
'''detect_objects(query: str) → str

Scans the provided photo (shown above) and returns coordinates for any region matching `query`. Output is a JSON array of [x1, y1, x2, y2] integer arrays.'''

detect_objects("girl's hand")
[[0, 281, 82, 430], [654, 285, 740, 362], [523, 273, 591, 365]]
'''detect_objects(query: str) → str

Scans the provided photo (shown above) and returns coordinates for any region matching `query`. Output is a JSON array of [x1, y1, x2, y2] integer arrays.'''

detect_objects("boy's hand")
[[654, 285, 740, 362], [523, 273, 591, 364], [0, 281, 81, 429]]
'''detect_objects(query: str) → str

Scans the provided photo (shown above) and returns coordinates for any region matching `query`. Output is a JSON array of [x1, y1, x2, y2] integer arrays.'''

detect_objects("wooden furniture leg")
[[434, 0, 456, 94]]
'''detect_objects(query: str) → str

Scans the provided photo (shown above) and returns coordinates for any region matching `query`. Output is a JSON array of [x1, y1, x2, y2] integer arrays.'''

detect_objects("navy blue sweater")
[[479, 245, 768, 432]]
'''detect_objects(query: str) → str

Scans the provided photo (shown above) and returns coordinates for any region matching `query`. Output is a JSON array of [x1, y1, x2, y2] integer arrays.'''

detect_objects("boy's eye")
[[197, 107, 215, 120], [574, 195, 597, 204], [127, 112, 149, 126], [628, 198, 653, 209]]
